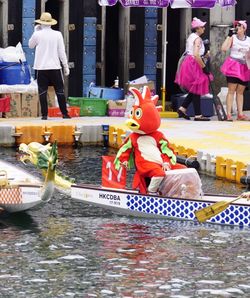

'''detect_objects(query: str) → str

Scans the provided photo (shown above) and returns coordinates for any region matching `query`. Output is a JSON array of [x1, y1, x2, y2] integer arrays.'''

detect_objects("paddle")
[[195, 193, 249, 223]]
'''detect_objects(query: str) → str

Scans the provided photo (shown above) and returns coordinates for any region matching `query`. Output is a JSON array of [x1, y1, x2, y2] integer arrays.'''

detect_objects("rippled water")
[[0, 146, 249, 298]]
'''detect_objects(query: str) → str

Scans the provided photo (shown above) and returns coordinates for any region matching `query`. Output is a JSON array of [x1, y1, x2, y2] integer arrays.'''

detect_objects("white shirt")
[[28, 26, 68, 70], [230, 35, 250, 61], [185, 33, 205, 56]]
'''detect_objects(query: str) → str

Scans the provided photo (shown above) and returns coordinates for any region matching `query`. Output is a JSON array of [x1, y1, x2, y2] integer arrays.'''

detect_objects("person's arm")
[[193, 37, 206, 68], [221, 36, 233, 52], [28, 32, 38, 49], [58, 33, 70, 75], [28, 25, 42, 49]]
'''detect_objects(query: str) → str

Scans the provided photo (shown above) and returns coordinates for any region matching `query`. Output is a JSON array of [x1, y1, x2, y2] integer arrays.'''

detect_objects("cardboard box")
[[126, 81, 155, 95], [5, 93, 22, 118], [21, 93, 38, 117], [108, 100, 126, 109], [108, 99, 126, 117]]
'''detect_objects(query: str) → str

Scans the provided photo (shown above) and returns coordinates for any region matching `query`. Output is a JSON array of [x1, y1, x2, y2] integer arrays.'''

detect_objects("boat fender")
[[240, 176, 250, 189], [176, 155, 200, 170]]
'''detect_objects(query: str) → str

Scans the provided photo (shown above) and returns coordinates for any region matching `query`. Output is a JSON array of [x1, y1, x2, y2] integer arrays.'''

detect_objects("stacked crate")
[[22, 0, 36, 76], [144, 8, 158, 83], [83, 17, 97, 96]]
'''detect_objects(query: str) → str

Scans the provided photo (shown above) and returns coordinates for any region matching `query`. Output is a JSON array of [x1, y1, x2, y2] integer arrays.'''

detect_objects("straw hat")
[[35, 12, 57, 26]]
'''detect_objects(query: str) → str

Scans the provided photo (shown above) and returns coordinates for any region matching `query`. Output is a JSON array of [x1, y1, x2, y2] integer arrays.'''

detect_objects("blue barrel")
[[0, 61, 31, 85], [87, 86, 124, 100]]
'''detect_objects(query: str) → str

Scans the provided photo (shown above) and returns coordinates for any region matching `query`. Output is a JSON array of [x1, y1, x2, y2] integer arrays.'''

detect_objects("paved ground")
[[160, 114, 250, 165], [1, 111, 250, 166]]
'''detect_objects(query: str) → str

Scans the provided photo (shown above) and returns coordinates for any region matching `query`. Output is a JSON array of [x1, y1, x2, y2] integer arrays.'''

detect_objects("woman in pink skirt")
[[221, 20, 250, 121], [175, 17, 212, 121]]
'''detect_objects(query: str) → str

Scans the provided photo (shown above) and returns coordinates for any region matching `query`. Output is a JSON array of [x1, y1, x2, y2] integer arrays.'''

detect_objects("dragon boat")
[[70, 84, 250, 227], [0, 142, 57, 213], [71, 166, 250, 227], [16, 142, 250, 226], [71, 183, 250, 227]]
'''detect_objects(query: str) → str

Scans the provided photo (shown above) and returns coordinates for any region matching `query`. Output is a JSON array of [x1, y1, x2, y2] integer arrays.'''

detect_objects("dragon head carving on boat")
[[19, 142, 74, 189], [0, 141, 58, 213]]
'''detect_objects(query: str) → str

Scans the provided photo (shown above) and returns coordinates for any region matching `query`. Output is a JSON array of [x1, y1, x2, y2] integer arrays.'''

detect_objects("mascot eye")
[[129, 109, 134, 117], [135, 108, 142, 119]]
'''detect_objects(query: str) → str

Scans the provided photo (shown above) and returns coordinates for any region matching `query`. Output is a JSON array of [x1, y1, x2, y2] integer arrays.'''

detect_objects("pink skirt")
[[175, 55, 212, 95], [221, 57, 250, 82]]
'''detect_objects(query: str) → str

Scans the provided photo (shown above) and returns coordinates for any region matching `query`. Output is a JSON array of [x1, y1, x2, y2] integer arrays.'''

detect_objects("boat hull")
[[71, 184, 250, 227], [0, 185, 44, 213], [0, 160, 54, 213]]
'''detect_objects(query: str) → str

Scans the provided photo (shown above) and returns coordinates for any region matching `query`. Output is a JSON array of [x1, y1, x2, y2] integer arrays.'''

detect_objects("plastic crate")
[[0, 96, 10, 112], [48, 106, 80, 117], [67, 97, 108, 116], [108, 109, 125, 117], [68, 97, 81, 107], [79, 98, 108, 116]]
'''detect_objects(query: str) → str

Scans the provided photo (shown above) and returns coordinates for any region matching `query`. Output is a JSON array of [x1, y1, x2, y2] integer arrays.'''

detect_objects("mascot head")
[[126, 86, 160, 134]]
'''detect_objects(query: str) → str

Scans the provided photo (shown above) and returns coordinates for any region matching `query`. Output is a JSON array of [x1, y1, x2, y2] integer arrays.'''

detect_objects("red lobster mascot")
[[114, 86, 177, 194]]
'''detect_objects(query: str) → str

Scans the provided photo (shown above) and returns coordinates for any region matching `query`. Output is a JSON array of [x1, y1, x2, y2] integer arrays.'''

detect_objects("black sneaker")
[[41, 116, 47, 120], [62, 114, 71, 119]]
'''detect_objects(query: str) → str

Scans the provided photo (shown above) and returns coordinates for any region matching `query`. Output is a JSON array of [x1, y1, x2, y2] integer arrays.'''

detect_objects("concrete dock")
[[0, 114, 250, 183]]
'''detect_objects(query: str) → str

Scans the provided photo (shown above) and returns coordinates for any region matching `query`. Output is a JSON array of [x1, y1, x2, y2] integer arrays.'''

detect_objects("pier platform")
[[0, 114, 250, 183]]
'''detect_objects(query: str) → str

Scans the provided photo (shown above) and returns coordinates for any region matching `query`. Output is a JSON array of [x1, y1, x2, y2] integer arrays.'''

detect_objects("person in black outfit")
[[28, 12, 71, 120]]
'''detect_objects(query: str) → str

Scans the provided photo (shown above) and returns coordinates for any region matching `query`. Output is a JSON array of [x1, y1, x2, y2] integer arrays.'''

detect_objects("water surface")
[[0, 146, 249, 298]]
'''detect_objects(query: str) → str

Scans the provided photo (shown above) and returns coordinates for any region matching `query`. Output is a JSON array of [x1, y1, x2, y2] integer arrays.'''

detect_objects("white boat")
[[0, 142, 57, 213], [71, 184, 250, 227]]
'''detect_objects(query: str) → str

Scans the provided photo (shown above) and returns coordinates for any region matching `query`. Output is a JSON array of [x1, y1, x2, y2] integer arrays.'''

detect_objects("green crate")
[[79, 98, 108, 116], [68, 97, 108, 116], [68, 97, 81, 107]]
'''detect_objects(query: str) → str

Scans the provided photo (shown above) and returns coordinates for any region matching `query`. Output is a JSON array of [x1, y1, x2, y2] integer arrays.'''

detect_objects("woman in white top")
[[221, 20, 250, 121], [175, 18, 212, 121]]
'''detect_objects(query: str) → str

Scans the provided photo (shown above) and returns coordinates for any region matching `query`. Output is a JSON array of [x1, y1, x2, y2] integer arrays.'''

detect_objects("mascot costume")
[[114, 86, 178, 194]]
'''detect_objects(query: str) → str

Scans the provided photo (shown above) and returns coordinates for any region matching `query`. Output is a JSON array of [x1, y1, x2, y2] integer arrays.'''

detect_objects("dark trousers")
[[37, 69, 68, 117], [182, 93, 201, 116]]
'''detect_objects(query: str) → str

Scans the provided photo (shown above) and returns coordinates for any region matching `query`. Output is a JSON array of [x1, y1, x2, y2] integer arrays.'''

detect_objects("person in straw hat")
[[29, 12, 71, 120]]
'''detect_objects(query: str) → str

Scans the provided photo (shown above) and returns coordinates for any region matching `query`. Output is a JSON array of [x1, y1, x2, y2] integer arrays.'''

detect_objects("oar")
[[195, 194, 247, 223]]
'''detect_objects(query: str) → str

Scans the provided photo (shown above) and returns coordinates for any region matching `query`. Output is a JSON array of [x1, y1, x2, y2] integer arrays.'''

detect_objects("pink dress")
[[221, 35, 250, 82], [175, 33, 211, 95]]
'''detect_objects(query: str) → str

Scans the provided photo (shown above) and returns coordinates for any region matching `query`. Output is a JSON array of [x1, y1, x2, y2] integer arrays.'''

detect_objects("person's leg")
[[178, 93, 192, 119], [192, 93, 201, 116], [236, 84, 248, 120], [50, 69, 69, 117], [180, 93, 192, 110], [226, 82, 237, 119], [37, 70, 49, 119], [192, 93, 210, 121]]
